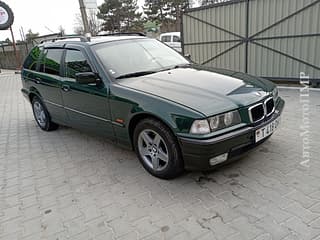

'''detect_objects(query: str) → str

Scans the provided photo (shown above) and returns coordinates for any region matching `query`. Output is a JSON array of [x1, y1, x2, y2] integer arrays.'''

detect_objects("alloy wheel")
[[33, 101, 46, 128], [138, 129, 169, 171]]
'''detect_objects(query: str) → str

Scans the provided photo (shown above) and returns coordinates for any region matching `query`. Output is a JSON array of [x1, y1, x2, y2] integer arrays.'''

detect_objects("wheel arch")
[[28, 87, 42, 103], [128, 112, 178, 149]]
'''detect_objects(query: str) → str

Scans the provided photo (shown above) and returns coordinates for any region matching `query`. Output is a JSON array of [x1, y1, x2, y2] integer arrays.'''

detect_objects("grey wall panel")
[[248, 39, 320, 78], [250, 0, 319, 38], [183, 1, 247, 44], [182, 0, 320, 81]]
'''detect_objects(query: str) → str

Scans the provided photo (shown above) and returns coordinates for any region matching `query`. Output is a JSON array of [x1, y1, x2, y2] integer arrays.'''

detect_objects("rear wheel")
[[32, 96, 58, 131], [133, 118, 184, 179]]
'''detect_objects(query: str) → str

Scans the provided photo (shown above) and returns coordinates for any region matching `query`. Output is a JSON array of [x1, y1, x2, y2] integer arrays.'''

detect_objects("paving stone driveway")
[[0, 72, 320, 240]]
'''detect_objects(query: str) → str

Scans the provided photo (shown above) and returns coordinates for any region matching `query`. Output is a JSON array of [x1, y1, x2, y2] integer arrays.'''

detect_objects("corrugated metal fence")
[[182, 0, 320, 84]]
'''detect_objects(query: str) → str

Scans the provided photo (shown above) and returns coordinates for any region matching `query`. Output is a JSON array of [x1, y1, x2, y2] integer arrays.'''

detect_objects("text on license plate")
[[255, 117, 280, 142]]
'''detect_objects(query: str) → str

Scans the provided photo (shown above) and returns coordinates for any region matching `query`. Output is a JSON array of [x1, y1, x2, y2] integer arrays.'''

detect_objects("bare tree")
[[58, 25, 65, 36], [74, 10, 101, 36]]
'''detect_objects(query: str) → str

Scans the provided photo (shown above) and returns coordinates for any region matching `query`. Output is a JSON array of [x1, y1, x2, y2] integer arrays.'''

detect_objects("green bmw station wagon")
[[21, 34, 284, 179]]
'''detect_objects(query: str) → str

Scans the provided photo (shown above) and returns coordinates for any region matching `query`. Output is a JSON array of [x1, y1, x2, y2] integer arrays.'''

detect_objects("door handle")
[[35, 77, 41, 84], [62, 85, 71, 92]]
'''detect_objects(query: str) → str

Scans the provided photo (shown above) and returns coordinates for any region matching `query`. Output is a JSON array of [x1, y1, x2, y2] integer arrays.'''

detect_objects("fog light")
[[209, 153, 228, 166]]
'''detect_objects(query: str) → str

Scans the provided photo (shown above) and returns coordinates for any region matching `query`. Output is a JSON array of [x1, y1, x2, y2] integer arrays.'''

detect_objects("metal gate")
[[182, 0, 320, 83]]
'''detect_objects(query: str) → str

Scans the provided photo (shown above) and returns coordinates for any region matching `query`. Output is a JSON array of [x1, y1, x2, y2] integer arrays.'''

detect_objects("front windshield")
[[92, 38, 189, 79]]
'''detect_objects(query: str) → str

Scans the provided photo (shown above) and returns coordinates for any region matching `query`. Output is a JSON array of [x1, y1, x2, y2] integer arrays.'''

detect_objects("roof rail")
[[40, 35, 89, 44], [97, 32, 146, 37]]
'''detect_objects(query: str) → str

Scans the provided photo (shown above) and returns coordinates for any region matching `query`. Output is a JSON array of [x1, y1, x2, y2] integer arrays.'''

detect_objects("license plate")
[[255, 117, 280, 142]]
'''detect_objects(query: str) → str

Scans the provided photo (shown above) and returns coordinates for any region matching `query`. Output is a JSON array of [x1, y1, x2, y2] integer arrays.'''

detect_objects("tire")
[[31, 96, 58, 131], [0, 2, 14, 30], [133, 118, 184, 179]]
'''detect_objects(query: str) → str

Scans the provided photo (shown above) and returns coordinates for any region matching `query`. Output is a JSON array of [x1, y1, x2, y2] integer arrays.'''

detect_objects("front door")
[[61, 47, 114, 139]]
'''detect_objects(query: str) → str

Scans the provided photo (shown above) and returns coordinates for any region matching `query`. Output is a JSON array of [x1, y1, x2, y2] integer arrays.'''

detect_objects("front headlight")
[[224, 111, 234, 126], [272, 87, 278, 101], [209, 116, 219, 130], [190, 110, 241, 134]]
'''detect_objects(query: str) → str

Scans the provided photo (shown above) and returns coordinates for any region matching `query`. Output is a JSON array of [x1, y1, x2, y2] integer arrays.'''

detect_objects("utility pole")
[[9, 26, 20, 70], [78, 0, 90, 35]]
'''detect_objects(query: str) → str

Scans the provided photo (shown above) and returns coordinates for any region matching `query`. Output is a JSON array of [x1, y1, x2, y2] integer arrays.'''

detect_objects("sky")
[[0, 0, 144, 41]]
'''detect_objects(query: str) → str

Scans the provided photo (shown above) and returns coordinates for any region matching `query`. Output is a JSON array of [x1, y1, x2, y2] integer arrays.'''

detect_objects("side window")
[[23, 46, 42, 71], [40, 48, 63, 76], [38, 49, 46, 73], [161, 36, 171, 42], [64, 49, 92, 79], [173, 36, 180, 43]]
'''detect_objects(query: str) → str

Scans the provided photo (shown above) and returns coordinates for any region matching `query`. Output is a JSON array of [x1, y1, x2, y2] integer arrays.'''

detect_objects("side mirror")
[[75, 72, 99, 84], [184, 53, 191, 60]]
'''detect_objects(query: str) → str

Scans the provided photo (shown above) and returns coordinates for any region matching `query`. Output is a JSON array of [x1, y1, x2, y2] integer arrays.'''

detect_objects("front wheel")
[[32, 96, 58, 131], [133, 118, 184, 179]]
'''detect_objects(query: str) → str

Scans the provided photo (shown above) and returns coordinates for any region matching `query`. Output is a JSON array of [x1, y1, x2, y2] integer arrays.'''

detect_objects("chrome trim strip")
[[44, 100, 64, 108], [64, 106, 111, 123], [44, 100, 121, 125], [248, 103, 264, 123]]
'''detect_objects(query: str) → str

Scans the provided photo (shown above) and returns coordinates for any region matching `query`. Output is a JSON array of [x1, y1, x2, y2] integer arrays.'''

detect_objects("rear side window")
[[161, 36, 171, 42], [64, 49, 92, 79], [23, 46, 42, 71], [40, 48, 63, 76]]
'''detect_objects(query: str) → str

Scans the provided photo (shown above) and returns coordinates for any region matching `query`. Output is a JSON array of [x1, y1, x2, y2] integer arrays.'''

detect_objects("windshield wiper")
[[173, 63, 192, 68], [115, 71, 157, 79], [159, 63, 192, 72], [115, 64, 192, 79]]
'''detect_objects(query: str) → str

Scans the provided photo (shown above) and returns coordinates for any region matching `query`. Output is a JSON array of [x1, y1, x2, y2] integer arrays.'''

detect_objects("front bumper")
[[178, 98, 285, 170]]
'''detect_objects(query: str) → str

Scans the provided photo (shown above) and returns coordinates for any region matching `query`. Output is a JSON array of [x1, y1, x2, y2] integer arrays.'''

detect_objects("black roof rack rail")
[[96, 32, 146, 37], [40, 35, 89, 44]]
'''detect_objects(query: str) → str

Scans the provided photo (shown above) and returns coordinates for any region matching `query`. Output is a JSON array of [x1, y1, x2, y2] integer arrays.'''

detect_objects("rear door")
[[34, 47, 68, 124], [60, 46, 114, 139]]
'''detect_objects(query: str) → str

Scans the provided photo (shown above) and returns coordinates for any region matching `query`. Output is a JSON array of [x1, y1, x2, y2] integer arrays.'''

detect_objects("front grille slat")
[[249, 103, 264, 123], [248, 97, 275, 123]]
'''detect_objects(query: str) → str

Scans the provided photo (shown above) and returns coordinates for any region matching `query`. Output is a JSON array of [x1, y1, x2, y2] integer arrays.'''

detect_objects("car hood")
[[117, 66, 275, 117]]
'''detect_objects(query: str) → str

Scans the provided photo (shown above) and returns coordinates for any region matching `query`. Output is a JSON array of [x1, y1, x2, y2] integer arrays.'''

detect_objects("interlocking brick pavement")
[[0, 72, 320, 240]]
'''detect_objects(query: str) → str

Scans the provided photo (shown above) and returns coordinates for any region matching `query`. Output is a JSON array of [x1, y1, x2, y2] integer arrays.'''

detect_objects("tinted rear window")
[[23, 46, 42, 71], [41, 48, 63, 76]]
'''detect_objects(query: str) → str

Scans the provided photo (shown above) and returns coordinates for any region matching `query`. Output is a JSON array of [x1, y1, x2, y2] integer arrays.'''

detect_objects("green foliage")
[[97, 0, 193, 33], [144, 0, 190, 22], [143, 0, 190, 31], [144, 20, 161, 33], [97, 0, 143, 32]]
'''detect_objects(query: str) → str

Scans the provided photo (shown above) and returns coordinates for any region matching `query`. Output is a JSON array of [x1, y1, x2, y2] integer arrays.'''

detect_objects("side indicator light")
[[115, 118, 124, 124]]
